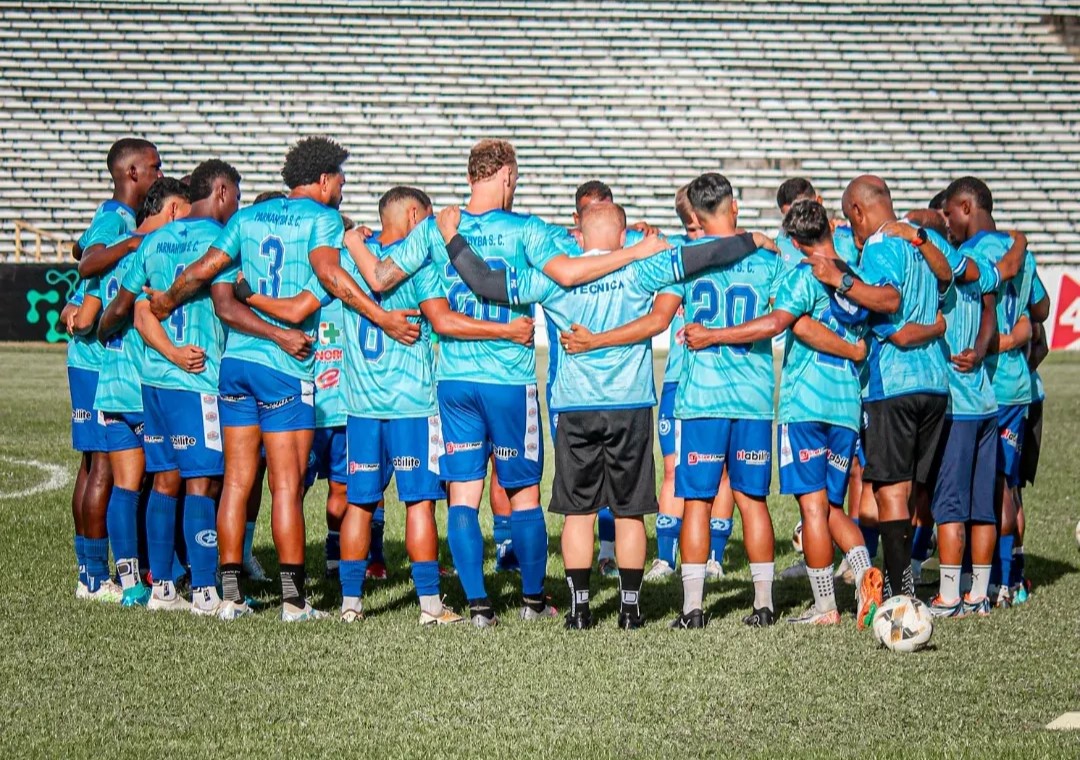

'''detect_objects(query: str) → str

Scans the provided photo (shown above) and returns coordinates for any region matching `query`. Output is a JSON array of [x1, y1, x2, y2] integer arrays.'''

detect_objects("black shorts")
[[861, 393, 947, 486], [551, 408, 658, 518], [1020, 400, 1043, 487]]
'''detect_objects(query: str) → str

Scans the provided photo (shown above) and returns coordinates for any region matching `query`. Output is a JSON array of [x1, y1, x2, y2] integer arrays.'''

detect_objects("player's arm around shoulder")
[[134, 298, 205, 374], [234, 271, 323, 325], [561, 290, 681, 355]]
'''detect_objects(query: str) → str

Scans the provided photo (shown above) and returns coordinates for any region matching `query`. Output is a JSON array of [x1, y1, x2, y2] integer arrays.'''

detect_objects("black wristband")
[[233, 278, 255, 304]]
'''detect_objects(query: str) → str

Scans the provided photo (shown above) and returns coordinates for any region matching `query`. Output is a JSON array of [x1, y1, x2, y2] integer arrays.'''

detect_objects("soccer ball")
[[792, 521, 803, 555], [872, 596, 933, 653]]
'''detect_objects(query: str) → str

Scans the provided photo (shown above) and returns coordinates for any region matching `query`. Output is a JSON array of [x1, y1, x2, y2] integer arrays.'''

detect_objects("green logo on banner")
[[26, 269, 79, 343]]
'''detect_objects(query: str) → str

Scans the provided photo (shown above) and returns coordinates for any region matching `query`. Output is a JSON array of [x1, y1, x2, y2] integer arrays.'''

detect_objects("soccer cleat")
[[705, 559, 724, 580], [618, 611, 646, 630], [85, 579, 123, 603], [564, 610, 594, 630], [282, 603, 327, 622], [340, 603, 364, 624], [216, 600, 253, 621], [1011, 583, 1030, 605], [927, 595, 964, 618], [76, 580, 90, 600], [366, 561, 387, 580], [190, 587, 222, 617], [961, 594, 992, 617], [780, 559, 809, 580], [644, 558, 675, 582], [470, 610, 499, 629], [786, 606, 842, 625], [742, 607, 775, 627], [856, 567, 884, 631], [147, 590, 191, 613], [597, 557, 619, 579], [419, 604, 465, 626], [669, 609, 705, 629], [834, 558, 855, 585], [120, 584, 151, 608], [242, 554, 268, 582], [993, 585, 1012, 609], [520, 603, 558, 622]]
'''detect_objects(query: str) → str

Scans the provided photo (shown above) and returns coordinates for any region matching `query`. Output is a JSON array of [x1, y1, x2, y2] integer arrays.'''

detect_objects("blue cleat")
[[120, 583, 151, 608]]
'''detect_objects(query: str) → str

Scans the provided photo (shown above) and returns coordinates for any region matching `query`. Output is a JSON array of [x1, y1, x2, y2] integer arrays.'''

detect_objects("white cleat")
[[217, 600, 254, 621], [84, 579, 123, 603], [282, 603, 327, 622], [519, 603, 559, 622], [705, 559, 724, 580], [419, 598, 464, 626], [147, 591, 191, 612], [340, 602, 364, 623], [243, 554, 268, 582], [190, 587, 223, 617], [780, 559, 809, 580], [76, 580, 90, 599], [834, 558, 855, 585], [644, 558, 675, 582]]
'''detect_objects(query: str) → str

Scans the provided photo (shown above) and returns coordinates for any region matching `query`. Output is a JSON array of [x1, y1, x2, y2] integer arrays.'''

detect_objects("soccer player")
[[147, 136, 419, 621], [683, 199, 885, 626], [774, 178, 860, 268], [91, 177, 192, 606], [940, 177, 1039, 607], [808, 175, 951, 599]]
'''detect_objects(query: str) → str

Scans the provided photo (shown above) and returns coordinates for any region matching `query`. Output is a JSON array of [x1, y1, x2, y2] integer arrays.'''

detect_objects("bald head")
[[842, 175, 897, 246], [579, 201, 627, 251]]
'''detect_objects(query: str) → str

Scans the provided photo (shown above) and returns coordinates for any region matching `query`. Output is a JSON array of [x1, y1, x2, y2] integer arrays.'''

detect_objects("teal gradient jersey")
[[777, 225, 860, 270], [92, 233, 147, 414], [964, 231, 1035, 406], [772, 262, 866, 432], [120, 217, 226, 395], [675, 240, 784, 420], [859, 230, 948, 401], [341, 239, 442, 419], [312, 297, 347, 428], [941, 250, 1000, 419], [507, 248, 683, 412], [660, 233, 692, 385], [389, 210, 575, 385], [1030, 272, 1048, 402], [211, 196, 338, 381], [66, 280, 105, 371]]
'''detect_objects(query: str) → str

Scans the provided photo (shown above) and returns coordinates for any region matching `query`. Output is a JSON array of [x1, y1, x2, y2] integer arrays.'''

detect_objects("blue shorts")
[[306, 425, 347, 487], [346, 415, 445, 504], [674, 417, 772, 499], [437, 380, 543, 488], [142, 386, 225, 478], [855, 435, 866, 468], [930, 416, 997, 525], [658, 382, 678, 457], [101, 411, 144, 453], [778, 421, 858, 506], [68, 367, 107, 452], [218, 357, 314, 433], [996, 404, 1027, 488]]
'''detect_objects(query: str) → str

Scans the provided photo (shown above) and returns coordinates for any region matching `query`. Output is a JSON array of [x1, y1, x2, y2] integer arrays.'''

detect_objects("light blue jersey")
[[860, 229, 949, 401], [1030, 272, 1048, 402], [211, 196, 337, 381], [675, 240, 784, 420], [941, 250, 1000, 419], [507, 248, 681, 412], [777, 225, 860, 271], [93, 233, 146, 414], [341, 239, 443, 418], [389, 210, 575, 385], [772, 262, 866, 431], [964, 231, 1035, 407], [661, 233, 692, 386], [313, 297, 347, 428], [66, 280, 104, 372], [121, 217, 226, 395]]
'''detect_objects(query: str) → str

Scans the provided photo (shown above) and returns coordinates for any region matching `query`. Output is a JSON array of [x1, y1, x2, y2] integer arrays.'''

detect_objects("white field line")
[[0, 456, 70, 499], [1046, 713, 1080, 730]]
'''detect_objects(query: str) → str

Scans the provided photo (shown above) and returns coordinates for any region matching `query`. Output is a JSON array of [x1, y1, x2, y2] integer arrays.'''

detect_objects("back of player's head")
[[944, 176, 993, 213], [136, 177, 189, 226], [776, 178, 817, 210], [575, 180, 613, 212], [106, 138, 156, 174], [187, 159, 241, 203], [281, 136, 349, 189], [253, 190, 286, 205], [674, 184, 695, 227], [468, 139, 516, 183], [928, 189, 948, 211], [782, 200, 831, 246], [378, 186, 432, 218], [579, 201, 626, 237], [687, 173, 734, 217]]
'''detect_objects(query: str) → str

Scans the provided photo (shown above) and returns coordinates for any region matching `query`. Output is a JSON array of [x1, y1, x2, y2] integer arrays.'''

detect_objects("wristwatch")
[[913, 227, 928, 247], [837, 272, 855, 295]]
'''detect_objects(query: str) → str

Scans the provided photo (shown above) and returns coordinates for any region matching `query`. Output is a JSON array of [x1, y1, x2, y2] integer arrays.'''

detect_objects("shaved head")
[[579, 201, 627, 251], [842, 175, 896, 245], [843, 175, 891, 210]]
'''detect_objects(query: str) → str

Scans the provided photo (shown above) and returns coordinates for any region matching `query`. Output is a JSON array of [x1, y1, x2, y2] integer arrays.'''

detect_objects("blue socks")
[[598, 507, 616, 543], [146, 491, 178, 585], [656, 514, 681, 567], [493, 513, 512, 547], [183, 494, 218, 589], [856, 519, 880, 560], [340, 559, 368, 599], [511, 507, 548, 597], [448, 505, 487, 601], [74, 535, 87, 587], [991, 533, 1015, 589], [911, 524, 935, 562], [369, 507, 385, 564], [84, 537, 110, 592], [106, 486, 140, 564], [411, 560, 440, 600], [1010, 545, 1025, 587], [243, 520, 256, 561], [709, 517, 733, 565]]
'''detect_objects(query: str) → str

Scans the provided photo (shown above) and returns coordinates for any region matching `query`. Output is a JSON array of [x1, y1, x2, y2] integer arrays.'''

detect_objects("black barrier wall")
[[0, 264, 79, 343]]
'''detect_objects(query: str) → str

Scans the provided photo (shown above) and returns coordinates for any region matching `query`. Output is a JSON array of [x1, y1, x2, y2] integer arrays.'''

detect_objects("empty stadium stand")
[[0, 1, 1078, 260]]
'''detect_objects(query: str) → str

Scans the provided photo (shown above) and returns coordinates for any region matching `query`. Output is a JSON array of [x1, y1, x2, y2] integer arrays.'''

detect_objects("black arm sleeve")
[[446, 234, 511, 302], [679, 233, 758, 277]]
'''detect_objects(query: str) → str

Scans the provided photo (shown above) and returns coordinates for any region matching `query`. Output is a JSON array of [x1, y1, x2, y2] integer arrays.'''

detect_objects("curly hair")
[[281, 136, 349, 189], [187, 159, 241, 203], [782, 200, 830, 246], [137, 177, 189, 226], [468, 139, 516, 183]]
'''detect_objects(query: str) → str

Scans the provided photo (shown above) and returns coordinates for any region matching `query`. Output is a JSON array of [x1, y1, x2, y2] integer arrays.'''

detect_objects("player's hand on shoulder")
[[381, 308, 422, 346], [750, 231, 779, 253], [559, 323, 594, 354], [808, 255, 843, 288], [343, 226, 368, 250], [881, 220, 917, 244], [276, 328, 314, 360], [628, 220, 660, 237], [436, 206, 462, 243], [170, 344, 206, 374], [683, 322, 716, 351], [506, 316, 535, 347], [628, 231, 671, 259], [1007, 229, 1027, 249]]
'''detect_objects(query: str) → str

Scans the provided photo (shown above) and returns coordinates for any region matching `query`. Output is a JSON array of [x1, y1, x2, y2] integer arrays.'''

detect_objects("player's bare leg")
[[561, 513, 596, 629], [242, 458, 266, 581], [324, 480, 347, 578], [339, 501, 375, 621], [707, 469, 735, 579], [216, 423, 261, 617], [674, 497, 711, 628], [733, 491, 776, 626], [263, 428, 315, 618], [789, 490, 841, 625]]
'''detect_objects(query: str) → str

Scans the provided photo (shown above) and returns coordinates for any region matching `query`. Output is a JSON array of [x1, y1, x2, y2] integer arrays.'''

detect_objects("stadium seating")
[[0, 1, 1078, 260]]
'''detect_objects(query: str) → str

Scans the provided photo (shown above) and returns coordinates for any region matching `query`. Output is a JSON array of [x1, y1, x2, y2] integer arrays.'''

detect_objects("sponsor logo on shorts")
[[134, 423, 145, 435], [526, 443, 538, 453], [348, 461, 380, 474], [736, 449, 770, 465], [799, 447, 827, 463], [527, 407, 537, 418], [205, 411, 218, 423], [261, 396, 295, 411], [202, 394, 216, 404], [827, 451, 850, 471], [1000, 428, 1019, 449], [171, 435, 197, 450], [143, 435, 165, 444], [392, 456, 420, 471], [527, 424, 537, 434], [207, 430, 220, 442], [686, 452, 724, 465], [316, 366, 341, 389], [445, 441, 482, 455], [220, 394, 246, 403], [658, 418, 671, 436], [195, 529, 217, 548], [72, 408, 91, 422], [493, 446, 519, 460]]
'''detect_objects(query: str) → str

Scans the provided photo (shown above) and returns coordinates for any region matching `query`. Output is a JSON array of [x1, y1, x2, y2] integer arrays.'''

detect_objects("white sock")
[[193, 586, 221, 610], [598, 540, 616, 561], [749, 562, 774, 610], [117, 558, 140, 590], [969, 565, 992, 602], [807, 565, 837, 613], [340, 596, 361, 613], [681, 563, 706, 614], [153, 579, 176, 599], [938, 564, 961, 603], [846, 545, 872, 587], [419, 595, 442, 616]]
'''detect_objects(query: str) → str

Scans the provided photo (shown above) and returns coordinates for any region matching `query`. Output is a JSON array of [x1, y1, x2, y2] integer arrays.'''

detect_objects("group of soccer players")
[[61, 134, 1049, 630]]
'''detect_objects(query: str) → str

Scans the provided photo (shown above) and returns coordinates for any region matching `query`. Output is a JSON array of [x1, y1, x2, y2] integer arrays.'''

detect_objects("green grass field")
[[1, 343, 1078, 758]]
